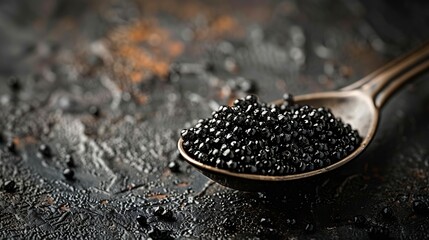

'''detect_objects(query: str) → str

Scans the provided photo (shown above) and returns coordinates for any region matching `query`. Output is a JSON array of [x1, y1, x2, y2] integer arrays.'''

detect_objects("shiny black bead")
[[413, 200, 429, 214], [291, 130, 298, 138], [298, 136, 309, 146], [234, 148, 242, 156], [274, 164, 284, 175], [39, 144, 52, 157], [168, 161, 180, 172], [3, 180, 16, 193], [214, 131, 222, 138], [229, 141, 238, 148], [153, 206, 165, 216], [253, 108, 261, 116], [260, 128, 271, 138], [298, 162, 306, 172], [222, 149, 234, 158], [260, 217, 273, 227], [353, 215, 367, 228], [194, 128, 203, 136], [233, 99, 243, 106], [332, 151, 342, 160], [245, 128, 256, 137], [218, 106, 228, 113], [243, 146, 252, 155], [183, 140, 191, 148], [245, 95, 258, 103], [304, 223, 315, 233], [212, 138, 222, 145], [282, 93, 294, 104], [211, 149, 220, 156], [65, 154, 75, 168], [226, 160, 237, 169], [6, 140, 17, 154], [187, 147, 195, 155], [198, 142, 208, 152], [277, 114, 287, 122], [301, 153, 311, 163], [160, 209, 175, 221], [215, 158, 225, 168], [248, 165, 257, 173], [270, 108, 278, 114], [153, 206, 175, 221], [314, 150, 325, 159], [381, 206, 393, 219], [313, 159, 324, 168], [197, 152, 208, 162], [306, 163, 315, 171], [63, 168, 75, 180], [136, 215, 148, 227], [345, 144, 355, 152], [324, 158, 331, 166], [283, 165, 291, 174], [8, 76, 22, 92]]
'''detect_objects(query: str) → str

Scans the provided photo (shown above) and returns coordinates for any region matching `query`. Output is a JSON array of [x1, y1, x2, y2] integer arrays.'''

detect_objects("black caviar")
[[3, 180, 16, 193], [6, 140, 17, 154], [304, 223, 315, 233], [180, 94, 361, 176], [168, 161, 180, 173], [39, 144, 52, 158], [8, 76, 21, 92], [136, 215, 148, 228], [381, 206, 394, 219], [65, 154, 75, 168], [63, 168, 75, 180], [153, 206, 175, 221], [412, 200, 429, 214], [353, 215, 367, 228]]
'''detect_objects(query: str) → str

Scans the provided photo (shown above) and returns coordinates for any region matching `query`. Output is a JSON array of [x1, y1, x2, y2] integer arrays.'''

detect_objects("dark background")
[[1, 0, 429, 239]]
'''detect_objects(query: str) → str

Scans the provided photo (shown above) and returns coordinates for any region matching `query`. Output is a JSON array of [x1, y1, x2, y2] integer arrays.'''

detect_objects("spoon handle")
[[355, 42, 429, 108]]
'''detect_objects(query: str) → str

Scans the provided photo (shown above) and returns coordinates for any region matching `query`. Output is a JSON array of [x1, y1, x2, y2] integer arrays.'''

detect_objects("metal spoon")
[[178, 42, 429, 191]]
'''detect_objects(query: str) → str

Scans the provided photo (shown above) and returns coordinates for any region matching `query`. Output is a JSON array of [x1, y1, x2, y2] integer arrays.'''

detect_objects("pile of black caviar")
[[180, 94, 361, 175]]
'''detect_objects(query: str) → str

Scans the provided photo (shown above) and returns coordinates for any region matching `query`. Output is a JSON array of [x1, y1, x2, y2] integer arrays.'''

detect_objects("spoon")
[[178, 42, 429, 191]]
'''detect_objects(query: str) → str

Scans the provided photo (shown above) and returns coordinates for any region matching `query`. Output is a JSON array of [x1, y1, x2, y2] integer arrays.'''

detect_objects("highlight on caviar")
[[180, 94, 361, 176]]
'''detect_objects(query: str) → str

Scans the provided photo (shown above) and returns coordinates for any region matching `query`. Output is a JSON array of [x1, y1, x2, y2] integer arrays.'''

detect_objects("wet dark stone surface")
[[1, 0, 429, 239]]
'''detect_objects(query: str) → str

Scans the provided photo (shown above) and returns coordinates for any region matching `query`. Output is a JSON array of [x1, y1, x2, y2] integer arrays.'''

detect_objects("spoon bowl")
[[178, 42, 429, 191], [178, 91, 377, 191]]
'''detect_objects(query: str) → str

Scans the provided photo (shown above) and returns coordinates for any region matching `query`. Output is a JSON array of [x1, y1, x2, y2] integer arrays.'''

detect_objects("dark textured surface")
[[0, 0, 429, 239]]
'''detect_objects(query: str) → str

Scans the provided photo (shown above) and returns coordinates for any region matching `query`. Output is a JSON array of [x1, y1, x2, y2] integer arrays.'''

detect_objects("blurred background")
[[1, 0, 429, 239]]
